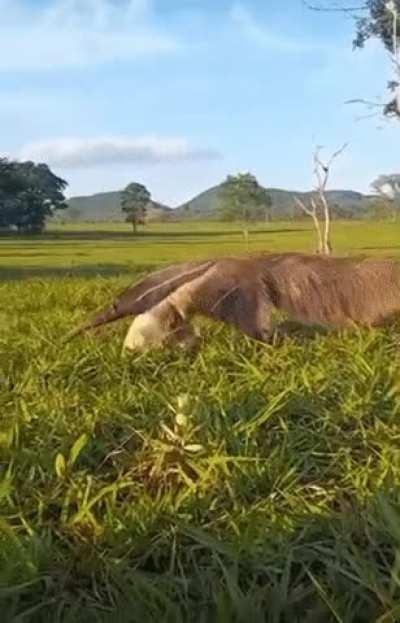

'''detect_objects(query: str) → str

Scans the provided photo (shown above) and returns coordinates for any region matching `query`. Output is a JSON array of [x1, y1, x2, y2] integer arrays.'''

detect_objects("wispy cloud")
[[0, 0, 180, 71], [229, 3, 325, 54], [18, 136, 221, 168]]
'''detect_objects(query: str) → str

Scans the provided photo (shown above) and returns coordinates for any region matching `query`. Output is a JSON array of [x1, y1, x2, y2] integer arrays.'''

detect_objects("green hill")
[[63, 184, 376, 222], [174, 185, 375, 220], [62, 191, 171, 222]]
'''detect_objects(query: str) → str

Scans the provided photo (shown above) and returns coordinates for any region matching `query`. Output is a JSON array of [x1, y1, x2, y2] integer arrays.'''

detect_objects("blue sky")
[[1, 0, 398, 205]]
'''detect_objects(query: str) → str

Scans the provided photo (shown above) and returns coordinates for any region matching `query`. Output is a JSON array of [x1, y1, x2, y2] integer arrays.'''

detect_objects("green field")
[[2, 220, 400, 622], [1, 219, 400, 282]]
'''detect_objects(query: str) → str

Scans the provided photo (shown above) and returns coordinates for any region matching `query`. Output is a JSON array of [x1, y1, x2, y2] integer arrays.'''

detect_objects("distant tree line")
[[1, 155, 399, 235], [0, 158, 67, 233]]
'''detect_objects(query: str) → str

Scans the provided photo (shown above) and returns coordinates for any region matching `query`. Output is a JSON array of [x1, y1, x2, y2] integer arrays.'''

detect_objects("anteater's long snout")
[[62, 304, 124, 343]]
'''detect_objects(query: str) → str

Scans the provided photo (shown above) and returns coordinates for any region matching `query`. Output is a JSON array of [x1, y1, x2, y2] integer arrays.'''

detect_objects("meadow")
[[2, 220, 400, 622]]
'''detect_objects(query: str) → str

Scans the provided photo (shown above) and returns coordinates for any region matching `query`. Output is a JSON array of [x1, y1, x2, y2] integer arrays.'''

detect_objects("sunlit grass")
[[1, 220, 400, 279], [2, 221, 400, 620]]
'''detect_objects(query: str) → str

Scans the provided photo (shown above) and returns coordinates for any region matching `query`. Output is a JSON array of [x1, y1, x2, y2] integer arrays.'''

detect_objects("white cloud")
[[18, 136, 221, 168], [0, 0, 180, 71], [229, 3, 325, 54]]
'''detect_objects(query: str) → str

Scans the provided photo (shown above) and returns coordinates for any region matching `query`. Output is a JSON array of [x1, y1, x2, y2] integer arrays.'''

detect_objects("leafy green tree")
[[217, 173, 272, 223], [0, 159, 23, 194], [353, 0, 400, 117], [0, 159, 25, 229], [368, 198, 393, 219], [372, 173, 400, 219], [308, 1, 400, 118], [14, 162, 67, 233], [308, 1, 399, 51], [372, 173, 400, 197], [0, 159, 67, 233], [353, 1, 400, 53], [120, 182, 150, 233]]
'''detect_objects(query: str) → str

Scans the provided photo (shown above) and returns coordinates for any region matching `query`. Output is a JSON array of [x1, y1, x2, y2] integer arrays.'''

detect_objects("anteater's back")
[[261, 253, 400, 328]]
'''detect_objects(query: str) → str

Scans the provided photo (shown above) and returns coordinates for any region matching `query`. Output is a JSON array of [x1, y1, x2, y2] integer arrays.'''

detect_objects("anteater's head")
[[123, 300, 198, 352]]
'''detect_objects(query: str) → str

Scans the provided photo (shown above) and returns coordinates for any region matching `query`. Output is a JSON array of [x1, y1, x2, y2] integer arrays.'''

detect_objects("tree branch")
[[302, 0, 367, 13], [294, 196, 324, 253], [296, 143, 348, 255]]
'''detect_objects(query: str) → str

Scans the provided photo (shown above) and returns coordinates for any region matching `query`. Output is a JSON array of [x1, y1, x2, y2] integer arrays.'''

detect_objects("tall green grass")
[[2, 222, 400, 621]]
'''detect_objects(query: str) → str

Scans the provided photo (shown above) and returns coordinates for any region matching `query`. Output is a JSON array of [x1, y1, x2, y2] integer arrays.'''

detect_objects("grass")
[[2, 219, 400, 280], [2, 220, 400, 621]]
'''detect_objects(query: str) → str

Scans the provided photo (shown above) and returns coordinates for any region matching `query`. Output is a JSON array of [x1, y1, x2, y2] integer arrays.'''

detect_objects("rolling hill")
[[62, 184, 376, 222], [174, 185, 375, 220], [62, 191, 172, 222]]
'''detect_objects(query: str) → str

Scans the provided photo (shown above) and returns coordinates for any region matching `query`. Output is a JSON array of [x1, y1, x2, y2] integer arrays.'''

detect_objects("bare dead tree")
[[295, 143, 348, 255], [295, 196, 324, 254]]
